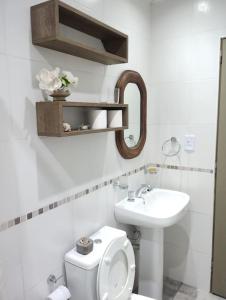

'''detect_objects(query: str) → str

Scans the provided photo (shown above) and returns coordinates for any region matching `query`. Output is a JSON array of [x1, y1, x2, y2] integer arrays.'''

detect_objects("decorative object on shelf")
[[51, 89, 70, 101], [80, 124, 90, 130], [76, 237, 93, 255], [36, 67, 79, 101], [31, 0, 128, 65], [108, 110, 122, 128], [115, 70, 147, 159], [63, 122, 72, 132], [36, 68, 61, 93], [89, 110, 107, 130]]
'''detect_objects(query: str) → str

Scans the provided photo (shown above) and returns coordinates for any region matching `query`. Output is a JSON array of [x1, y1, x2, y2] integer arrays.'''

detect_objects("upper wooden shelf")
[[36, 101, 128, 137], [31, 0, 128, 65]]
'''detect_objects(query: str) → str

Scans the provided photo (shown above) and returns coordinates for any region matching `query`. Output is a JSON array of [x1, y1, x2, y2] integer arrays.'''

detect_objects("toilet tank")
[[65, 260, 98, 300], [65, 226, 126, 300]]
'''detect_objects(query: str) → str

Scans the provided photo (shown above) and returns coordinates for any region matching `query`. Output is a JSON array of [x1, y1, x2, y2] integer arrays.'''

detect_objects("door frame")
[[211, 37, 226, 297]]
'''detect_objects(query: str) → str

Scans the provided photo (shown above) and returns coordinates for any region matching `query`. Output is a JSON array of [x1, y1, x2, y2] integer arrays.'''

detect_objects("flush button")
[[94, 239, 102, 244]]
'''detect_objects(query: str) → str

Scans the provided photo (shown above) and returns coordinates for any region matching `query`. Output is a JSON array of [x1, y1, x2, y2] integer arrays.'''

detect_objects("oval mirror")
[[124, 83, 141, 147], [115, 70, 147, 159]]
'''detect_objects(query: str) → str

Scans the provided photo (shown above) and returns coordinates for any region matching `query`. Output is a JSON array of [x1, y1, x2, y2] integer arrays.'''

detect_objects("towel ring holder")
[[162, 137, 181, 157]]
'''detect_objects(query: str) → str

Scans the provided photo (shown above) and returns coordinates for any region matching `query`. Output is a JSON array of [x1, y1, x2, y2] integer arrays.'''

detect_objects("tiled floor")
[[163, 277, 225, 300]]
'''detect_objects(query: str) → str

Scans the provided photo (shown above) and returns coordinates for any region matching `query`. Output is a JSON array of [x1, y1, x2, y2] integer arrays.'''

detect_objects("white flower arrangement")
[[36, 67, 79, 94]]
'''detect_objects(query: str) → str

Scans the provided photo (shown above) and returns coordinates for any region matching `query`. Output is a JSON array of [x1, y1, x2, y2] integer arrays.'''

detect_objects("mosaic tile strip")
[[148, 163, 214, 174], [0, 163, 214, 233]]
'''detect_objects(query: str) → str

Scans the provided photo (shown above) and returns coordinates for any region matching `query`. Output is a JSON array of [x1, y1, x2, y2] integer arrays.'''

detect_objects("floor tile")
[[164, 277, 182, 298], [179, 283, 198, 298], [174, 292, 197, 300], [163, 279, 226, 300]]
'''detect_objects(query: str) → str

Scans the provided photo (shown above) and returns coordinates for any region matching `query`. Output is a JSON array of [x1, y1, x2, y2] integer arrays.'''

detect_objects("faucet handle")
[[146, 184, 152, 191], [140, 184, 152, 190], [141, 184, 152, 194]]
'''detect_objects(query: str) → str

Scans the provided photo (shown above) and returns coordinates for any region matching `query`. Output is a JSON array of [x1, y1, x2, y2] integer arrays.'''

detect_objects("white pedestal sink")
[[115, 188, 190, 300]]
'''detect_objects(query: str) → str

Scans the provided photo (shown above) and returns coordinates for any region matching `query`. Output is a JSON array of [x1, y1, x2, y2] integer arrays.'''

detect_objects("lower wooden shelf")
[[36, 101, 128, 137], [62, 126, 128, 137], [38, 126, 128, 137]]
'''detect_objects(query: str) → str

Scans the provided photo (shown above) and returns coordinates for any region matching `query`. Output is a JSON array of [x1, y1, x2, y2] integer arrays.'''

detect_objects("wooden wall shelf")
[[31, 0, 128, 65], [36, 101, 128, 137]]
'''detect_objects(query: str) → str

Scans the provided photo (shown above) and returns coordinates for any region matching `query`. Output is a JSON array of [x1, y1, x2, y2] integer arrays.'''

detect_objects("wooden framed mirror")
[[115, 70, 147, 159]]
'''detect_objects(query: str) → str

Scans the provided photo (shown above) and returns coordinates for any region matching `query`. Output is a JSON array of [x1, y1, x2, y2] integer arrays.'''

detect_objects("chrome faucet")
[[135, 184, 152, 198]]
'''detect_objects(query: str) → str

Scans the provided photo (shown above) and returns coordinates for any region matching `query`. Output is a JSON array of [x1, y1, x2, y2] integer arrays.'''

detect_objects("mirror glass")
[[124, 83, 141, 147]]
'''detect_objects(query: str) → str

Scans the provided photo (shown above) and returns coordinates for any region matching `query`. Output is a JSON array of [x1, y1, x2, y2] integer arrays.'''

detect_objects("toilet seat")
[[97, 236, 135, 300]]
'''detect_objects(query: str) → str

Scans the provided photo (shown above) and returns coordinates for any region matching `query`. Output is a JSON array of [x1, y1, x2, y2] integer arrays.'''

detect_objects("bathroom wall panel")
[[189, 30, 222, 81], [164, 241, 211, 291], [150, 36, 192, 84], [186, 171, 215, 216], [192, 0, 226, 34], [18, 203, 74, 293], [150, 0, 193, 40], [150, 0, 222, 292], [103, 0, 152, 37], [0, 0, 153, 298], [0, 226, 24, 300], [0, 0, 222, 297], [165, 211, 213, 255], [0, 54, 11, 142], [0, 0, 6, 55], [190, 79, 218, 125]]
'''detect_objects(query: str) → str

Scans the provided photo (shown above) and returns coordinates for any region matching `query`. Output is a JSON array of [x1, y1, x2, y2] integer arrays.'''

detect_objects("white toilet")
[[65, 226, 155, 300]]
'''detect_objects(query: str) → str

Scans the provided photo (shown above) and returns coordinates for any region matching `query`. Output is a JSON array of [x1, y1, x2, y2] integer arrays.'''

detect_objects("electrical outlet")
[[184, 135, 196, 152]]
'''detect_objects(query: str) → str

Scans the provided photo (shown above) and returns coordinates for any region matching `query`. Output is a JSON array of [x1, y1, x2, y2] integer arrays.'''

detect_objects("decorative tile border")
[[149, 163, 214, 174], [0, 163, 214, 233]]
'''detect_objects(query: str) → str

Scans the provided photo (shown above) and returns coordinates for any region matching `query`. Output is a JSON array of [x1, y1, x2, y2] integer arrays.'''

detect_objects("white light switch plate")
[[184, 134, 196, 152]]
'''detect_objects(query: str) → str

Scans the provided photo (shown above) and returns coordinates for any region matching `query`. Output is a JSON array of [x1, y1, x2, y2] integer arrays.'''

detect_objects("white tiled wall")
[[0, 0, 152, 299], [0, 0, 222, 298], [149, 0, 223, 292]]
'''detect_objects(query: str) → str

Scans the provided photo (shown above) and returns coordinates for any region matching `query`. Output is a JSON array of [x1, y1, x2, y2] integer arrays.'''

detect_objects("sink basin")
[[115, 188, 190, 300], [115, 188, 190, 229]]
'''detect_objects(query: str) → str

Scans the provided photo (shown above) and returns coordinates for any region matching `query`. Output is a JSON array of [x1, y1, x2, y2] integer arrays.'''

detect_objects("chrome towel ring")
[[162, 137, 181, 157]]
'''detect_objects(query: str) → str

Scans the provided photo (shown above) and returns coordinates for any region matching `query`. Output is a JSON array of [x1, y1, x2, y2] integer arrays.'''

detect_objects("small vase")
[[50, 89, 70, 101]]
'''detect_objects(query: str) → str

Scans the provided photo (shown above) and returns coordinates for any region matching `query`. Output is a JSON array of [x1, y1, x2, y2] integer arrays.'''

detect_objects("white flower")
[[62, 71, 79, 86], [36, 68, 62, 93]]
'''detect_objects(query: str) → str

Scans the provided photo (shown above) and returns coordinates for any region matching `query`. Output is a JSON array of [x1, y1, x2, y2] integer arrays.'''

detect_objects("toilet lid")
[[97, 236, 135, 300]]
